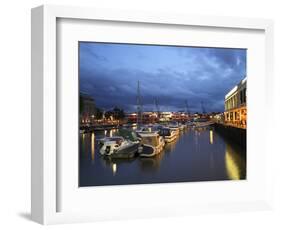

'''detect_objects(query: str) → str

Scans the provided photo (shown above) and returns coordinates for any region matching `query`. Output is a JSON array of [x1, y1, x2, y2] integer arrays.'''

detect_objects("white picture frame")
[[31, 5, 274, 225]]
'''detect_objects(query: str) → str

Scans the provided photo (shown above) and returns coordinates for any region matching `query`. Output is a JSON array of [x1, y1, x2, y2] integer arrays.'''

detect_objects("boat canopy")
[[117, 129, 139, 142], [159, 128, 171, 136], [141, 135, 159, 146]]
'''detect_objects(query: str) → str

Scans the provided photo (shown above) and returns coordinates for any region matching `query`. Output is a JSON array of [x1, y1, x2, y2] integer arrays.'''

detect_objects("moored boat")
[[99, 129, 140, 158], [168, 122, 181, 135], [158, 127, 178, 143], [136, 125, 159, 135], [179, 123, 187, 131], [186, 121, 194, 127], [138, 133, 165, 157]]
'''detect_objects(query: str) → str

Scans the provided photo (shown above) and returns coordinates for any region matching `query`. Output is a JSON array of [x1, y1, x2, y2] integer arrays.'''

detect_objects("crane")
[[154, 97, 160, 120], [201, 101, 206, 114], [136, 80, 143, 124]]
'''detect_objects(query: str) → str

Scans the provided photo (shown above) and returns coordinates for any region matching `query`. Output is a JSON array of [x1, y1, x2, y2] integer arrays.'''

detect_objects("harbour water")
[[79, 127, 246, 187]]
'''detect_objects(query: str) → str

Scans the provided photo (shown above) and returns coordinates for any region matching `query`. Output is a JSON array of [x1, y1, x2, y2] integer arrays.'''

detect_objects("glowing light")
[[112, 163, 117, 175], [91, 133, 95, 161], [225, 147, 240, 180], [209, 130, 213, 144]]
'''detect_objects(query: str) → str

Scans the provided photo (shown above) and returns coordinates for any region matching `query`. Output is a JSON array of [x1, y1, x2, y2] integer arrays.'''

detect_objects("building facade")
[[80, 93, 96, 125], [224, 77, 247, 129]]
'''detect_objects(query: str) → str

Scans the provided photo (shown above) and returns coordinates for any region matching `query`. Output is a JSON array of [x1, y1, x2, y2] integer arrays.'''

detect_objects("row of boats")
[[97, 120, 214, 159]]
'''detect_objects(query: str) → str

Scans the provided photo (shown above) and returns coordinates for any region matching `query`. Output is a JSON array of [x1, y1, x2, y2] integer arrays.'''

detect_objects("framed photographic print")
[[31, 5, 274, 224], [78, 42, 247, 187]]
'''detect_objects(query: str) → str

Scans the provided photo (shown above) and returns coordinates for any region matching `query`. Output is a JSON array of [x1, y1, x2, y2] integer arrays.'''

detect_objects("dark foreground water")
[[79, 127, 246, 187]]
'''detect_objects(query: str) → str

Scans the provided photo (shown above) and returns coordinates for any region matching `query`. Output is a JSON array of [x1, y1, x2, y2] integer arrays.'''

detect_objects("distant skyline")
[[79, 42, 246, 113]]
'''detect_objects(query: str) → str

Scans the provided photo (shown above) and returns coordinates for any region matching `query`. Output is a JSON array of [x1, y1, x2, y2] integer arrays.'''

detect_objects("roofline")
[[225, 77, 247, 100]]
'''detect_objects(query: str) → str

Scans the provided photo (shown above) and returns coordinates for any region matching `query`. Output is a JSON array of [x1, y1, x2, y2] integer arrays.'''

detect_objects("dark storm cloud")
[[79, 42, 246, 113]]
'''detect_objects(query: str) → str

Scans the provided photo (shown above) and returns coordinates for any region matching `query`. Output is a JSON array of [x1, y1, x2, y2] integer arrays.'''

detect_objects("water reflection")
[[139, 152, 164, 171], [139, 157, 160, 171], [91, 133, 95, 161], [209, 130, 214, 144], [81, 133, 85, 157], [79, 127, 246, 186], [112, 163, 117, 175], [102, 157, 135, 168], [103, 129, 117, 137], [81, 133, 91, 158], [164, 141, 177, 154], [225, 143, 246, 180]]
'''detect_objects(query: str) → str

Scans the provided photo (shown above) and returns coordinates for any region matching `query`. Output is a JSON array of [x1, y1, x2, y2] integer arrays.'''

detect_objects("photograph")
[[78, 42, 247, 187]]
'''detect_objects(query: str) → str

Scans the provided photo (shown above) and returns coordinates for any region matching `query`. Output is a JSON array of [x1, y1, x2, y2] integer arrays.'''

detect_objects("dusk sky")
[[79, 42, 246, 113]]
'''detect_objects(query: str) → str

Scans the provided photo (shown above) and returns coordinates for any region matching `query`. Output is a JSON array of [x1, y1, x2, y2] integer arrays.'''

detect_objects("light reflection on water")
[[225, 143, 246, 180], [209, 130, 214, 144], [79, 127, 246, 186], [112, 163, 117, 175], [91, 133, 95, 161]]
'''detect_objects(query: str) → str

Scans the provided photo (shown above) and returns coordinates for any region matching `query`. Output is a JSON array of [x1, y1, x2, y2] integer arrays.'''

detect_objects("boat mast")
[[201, 101, 206, 114], [137, 80, 143, 125], [154, 97, 160, 120], [185, 100, 190, 115]]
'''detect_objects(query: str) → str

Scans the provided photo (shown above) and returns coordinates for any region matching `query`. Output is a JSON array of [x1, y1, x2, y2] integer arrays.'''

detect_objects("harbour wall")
[[213, 123, 246, 149]]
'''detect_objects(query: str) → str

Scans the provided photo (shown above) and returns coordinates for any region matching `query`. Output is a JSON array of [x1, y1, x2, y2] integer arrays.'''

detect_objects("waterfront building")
[[142, 112, 158, 123], [159, 112, 173, 122], [126, 113, 138, 123], [126, 112, 158, 123], [80, 93, 96, 125], [224, 77, 247, 129], [171, 112, 188, 122], [126, 111, 190, 123]]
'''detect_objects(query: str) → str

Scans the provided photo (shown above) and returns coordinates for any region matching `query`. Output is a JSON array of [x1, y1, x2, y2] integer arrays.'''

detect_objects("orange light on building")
[[224, 77, 247, 129]]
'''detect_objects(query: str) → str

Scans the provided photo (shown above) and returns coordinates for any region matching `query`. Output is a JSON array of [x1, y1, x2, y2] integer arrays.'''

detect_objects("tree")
[[113, 107, 125, 120], [95, 108, 103, 120], [104, 110, 113, 119]]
